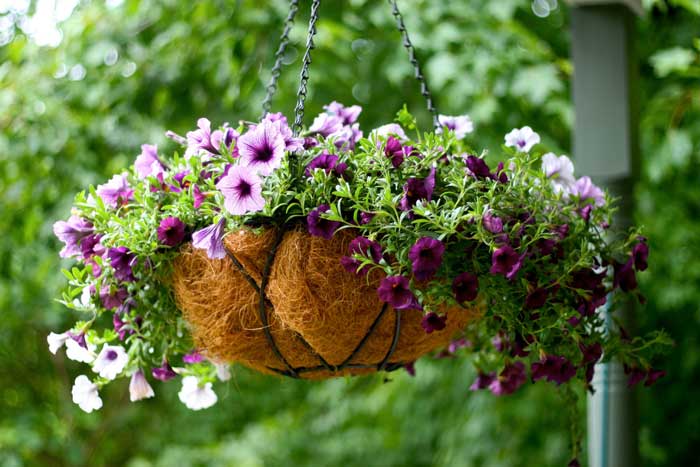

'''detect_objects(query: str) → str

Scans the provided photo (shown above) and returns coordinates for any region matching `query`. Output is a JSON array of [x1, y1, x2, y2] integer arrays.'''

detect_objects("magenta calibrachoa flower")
[[421, 312, 446, 333], [408, 237, 445, 281], [157, 216, 186, 247], [96, 173, 134, 208], [490, 245, 524, 280], [531, 355, 577, 385], [489, 362, 527, 395], [377, 275, 421, 310], [452, 272, 479, 303], [107, 247, 137, 282], [216, 165, 265, 215], [340, 236, 383, 276], [192, 217, 227, 259], [307, 204, 340, 240], [399, 167, 436, 212], [152, 360, 177, 382], [305, 152, 348, 178]]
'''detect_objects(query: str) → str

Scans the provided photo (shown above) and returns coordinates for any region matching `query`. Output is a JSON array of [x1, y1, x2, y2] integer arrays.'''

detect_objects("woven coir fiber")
[[172, 228, 478, 379]]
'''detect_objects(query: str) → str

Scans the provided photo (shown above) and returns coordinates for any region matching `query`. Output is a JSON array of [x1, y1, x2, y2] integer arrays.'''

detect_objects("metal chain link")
[[388, 0, 439, 128], [259, 0, 300, 121], [292, 0, 321, 136]]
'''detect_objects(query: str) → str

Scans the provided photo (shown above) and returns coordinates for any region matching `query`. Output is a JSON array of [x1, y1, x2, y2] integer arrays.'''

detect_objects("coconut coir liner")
[[172, 228, 477, 379]]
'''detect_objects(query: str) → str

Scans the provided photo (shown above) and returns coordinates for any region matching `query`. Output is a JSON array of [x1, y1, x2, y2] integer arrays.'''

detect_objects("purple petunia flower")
[[96, 173, 134, 208], [134, 144, 165, 179], [571, 176, 605, 207], [452, 272, 479, 303], [152, 360, 178, 382], [421, 312, 447, 334], [437, 114, 474, 139], [399, 167, 436, 213], [305, 152, 348, 178], [490, 245, 524, 281], [307, 204, 340, 240], [531, 355, 577, 385], [100, 285, 129, 310], [53, 215, 94, 259], [324, 101, 362, 125], [329, 123, 363, 151], [157, 216, 186, 247], [482, 211, 503, 234], [187, 118, 219, 155], [192, 217, 227, 260], [504, 126, 540, 153], [183, 351, 204, 364], [237, 120, 286, 175], [210, 125, 240, 155], [340, 236, 383, 276], [80, 234, 106, 276], [107, 247, 137, 282], [470, 372, 496, 391], [408, 237, 445, 281], [259, 113, 303, 152], [377, 275, 421, 310], [193, 185, 206, 209], [384, 136, 405, 168], [309, 112, 344, 137], [216, 165, 265, 215], [489, 362, 527, 395]]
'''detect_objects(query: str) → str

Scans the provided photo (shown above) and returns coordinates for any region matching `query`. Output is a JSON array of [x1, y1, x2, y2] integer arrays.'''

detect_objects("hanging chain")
[[292, 0, 321, 136], [259, 0, 300, 121], [388, 0, 439, 129]]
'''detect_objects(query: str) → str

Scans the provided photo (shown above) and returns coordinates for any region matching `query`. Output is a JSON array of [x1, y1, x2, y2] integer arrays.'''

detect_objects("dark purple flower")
[[53, 215, 94, 258], [157, 217, 186, 247], [305, 152, 348, 178], [192, 217, 227, 260], [624, 365, 647, 387], [377, 275, 421, 310], [585, 363, 595, 383], [490, 245, 524, 280], [489, 362, 527, 395], [632, 240, 649, 271], [80, 234, 105, 276], [307, 204, 340, 240], [96, 174, 134, 208], [421, 312, 446, 334], [399, 168, 436, 213], [470, 372, 496, 391], [568, 459, 581, 467], [466, 155, 493, 179], [340, 236, 383, 276], [452, 272, 479, 303], [580, 342, 603, 365], [482, 212, 503, 233], [384, 136, 405, 168], [448, 338, 472, 354], [408, 237, 445, 281], [531, 355, 577, 385], [100, 285, 128, 310], [404, 361, 416, 377], [152, 360, 177, 382], [303, 137, 319, 149], [107, 247, 137, 282], [113, 313, 127, 340], [183, 351, 204, 364], [211, 125, 240, 155], [614, 258, 638, 292], [359, 211, 375, 225], [580, 204, 593, 222], [645, 368, 666, 386], [495, 162, 509, 184], [524, 287, 548, 310]]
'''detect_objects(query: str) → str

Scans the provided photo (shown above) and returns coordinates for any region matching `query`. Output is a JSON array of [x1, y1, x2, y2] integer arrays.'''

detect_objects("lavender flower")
[[107, 247, 137, 282], [377, 275, 421, 310], [216, 165, 265, 215], [504, 126, 540, 153], [372, 123, 408, 141], [490, 245, 524, 280], [192, 217, 227, 260], [157, 216, 186, 247], [571, 176, 605, 207], [436, 114, 474, 139], [541, 153, 575, 194], [324, 101, 362, 125], [309, 112, 344, 137], [96, 173, 134, 208], [421, 312, 446, 333], [53, 215, 94, 258], [306, 204, 340, 240], [237, 120, 286, 175], [482, 211, 503, 233], [408, 237, 445, 281], [340, 236, 383, 276], [260, 113, 303, 152], [452, 272, 479, 303], [134, 144, 165, 179], [186, 118, 219, 155]]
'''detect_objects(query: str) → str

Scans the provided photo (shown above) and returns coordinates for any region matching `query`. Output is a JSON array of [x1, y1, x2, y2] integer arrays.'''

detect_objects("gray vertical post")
[[570, 2, 641, 467]]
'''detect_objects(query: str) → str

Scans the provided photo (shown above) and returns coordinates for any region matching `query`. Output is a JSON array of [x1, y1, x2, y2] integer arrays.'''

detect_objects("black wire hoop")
[[224, 228, 405, 378]]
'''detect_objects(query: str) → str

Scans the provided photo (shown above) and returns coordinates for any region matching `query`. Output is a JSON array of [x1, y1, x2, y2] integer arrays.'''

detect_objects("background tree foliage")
[[0, 0, 696, 465]]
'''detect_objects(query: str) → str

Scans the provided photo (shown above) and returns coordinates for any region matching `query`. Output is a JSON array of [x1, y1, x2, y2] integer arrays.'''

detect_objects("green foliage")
[[0, 0, 697, 466]]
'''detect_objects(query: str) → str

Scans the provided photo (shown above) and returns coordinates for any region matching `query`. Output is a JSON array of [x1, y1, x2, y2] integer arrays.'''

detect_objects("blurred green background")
[[1, 0, 698, 465]]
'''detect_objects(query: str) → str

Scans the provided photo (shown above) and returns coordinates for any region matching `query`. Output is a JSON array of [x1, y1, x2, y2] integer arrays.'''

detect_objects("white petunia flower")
[[92, 344, 128, 380], [65, 337, 96, 363], [371, 123, 408, 142], [71, 375, 103, 413], [47, 332, 70, 355], [214, 362, 232, 382], [129, 370, 155, 402], [178, 376, 218, 410], [504, 126, 540, 153], [541, 152, 576, 196], [436, 114, 474, 139]]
